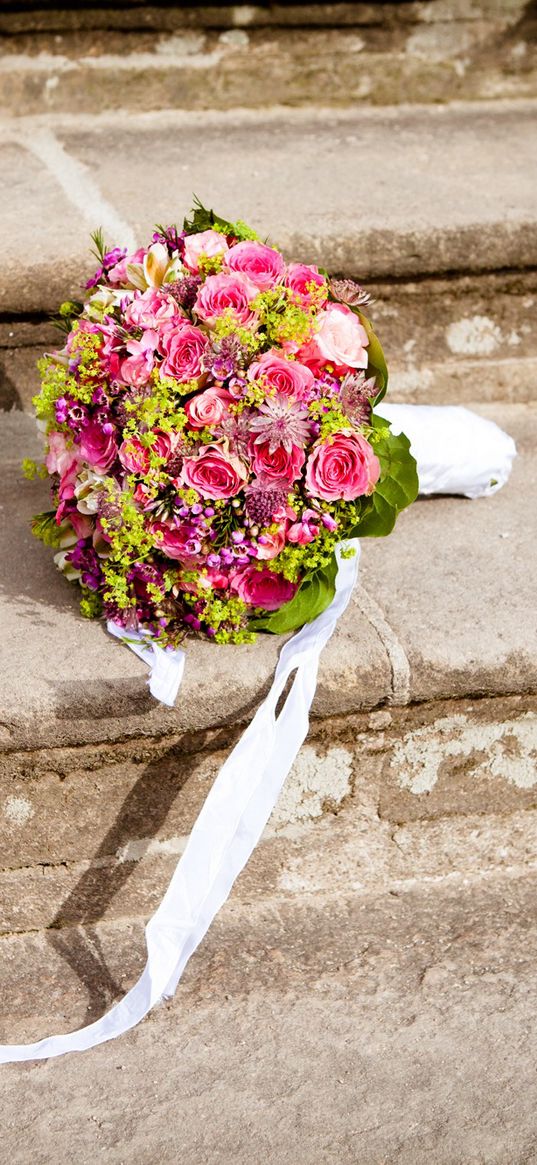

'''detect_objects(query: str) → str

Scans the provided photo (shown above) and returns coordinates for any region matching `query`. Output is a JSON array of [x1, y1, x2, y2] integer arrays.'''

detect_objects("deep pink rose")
[[152, 522, 203, 565], [286, 263, 328, 307], [194, 272, 258, 328], [313, 304, 369, 369], [248, 350, 313, 399], [79, 421, 118, 473], [185, 387, 233, 430], [183, 229, 229, 274], [251, 440, 305, 484], [225, 241, 285, 292], [230, 565, 297, 611], [160, 322, 208, 382], [118, 437, 150, 475], [180, 445, 247, 500], [305, 432, 380, 501]]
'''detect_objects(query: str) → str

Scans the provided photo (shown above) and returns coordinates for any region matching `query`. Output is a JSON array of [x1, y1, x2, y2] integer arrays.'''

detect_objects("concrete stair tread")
[[2, 100, 537, 313], [1, 402, 534, 751]]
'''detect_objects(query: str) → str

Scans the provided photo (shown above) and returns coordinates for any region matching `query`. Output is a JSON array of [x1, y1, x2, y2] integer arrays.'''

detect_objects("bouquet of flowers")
[[29, 202, 417, 646]]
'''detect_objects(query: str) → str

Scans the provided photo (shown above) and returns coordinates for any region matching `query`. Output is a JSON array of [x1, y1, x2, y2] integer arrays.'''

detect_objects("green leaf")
[[249, 553, 340, 635], [31, 510, 64, 549], [351, 414, 418, 538], [356, 310, 389, 403]]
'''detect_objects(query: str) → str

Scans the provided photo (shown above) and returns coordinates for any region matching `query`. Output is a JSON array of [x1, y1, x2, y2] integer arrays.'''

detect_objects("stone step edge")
[[2, 860, 537, 1043]]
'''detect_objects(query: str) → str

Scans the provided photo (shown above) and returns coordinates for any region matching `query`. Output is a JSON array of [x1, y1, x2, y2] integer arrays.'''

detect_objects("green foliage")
[[250, 552, 342, 634], [22, 458, 47, 481], [356, 310, 389, 403], [31, 511, 64, 549], [80, 588, 103, 620], [183, 197, 260, 242], [351, 413, 418, 538]]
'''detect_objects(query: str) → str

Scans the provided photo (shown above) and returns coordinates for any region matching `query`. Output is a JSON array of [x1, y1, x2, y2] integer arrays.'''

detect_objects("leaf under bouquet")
[[30, 203, 418, 645]]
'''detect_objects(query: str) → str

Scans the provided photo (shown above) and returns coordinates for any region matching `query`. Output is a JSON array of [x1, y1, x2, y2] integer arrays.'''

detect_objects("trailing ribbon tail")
[[0, 542, 361, 1063]]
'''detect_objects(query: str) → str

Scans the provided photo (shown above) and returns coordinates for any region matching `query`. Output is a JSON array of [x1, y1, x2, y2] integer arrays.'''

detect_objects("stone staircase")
[[1, 4, 537, 1160]]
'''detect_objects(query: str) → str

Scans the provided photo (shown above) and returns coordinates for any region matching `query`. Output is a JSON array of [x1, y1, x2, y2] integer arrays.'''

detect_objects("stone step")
[[1, 1, 535, 114], [1, 100, 537, 409]]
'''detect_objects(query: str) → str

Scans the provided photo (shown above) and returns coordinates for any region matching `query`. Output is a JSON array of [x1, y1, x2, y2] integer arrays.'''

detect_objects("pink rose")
[[313, 304, 369, 369], [124, 289, 182, 329], [251, 440, 305, 484], [248, 350, 313, 399], [286, 263, 328, 307], [185, 387, 233, 430], [79, 421, 118, 474], [160, 322, 208, 382], [225, 241, 285, 292], [183, 229, 229, 274], [230, 565, 297, 611], [152, 429, 183, 468], [180, 445, 248, 500], [194, 273, 258, 328], [255, 523, 287, 560], [152, 522, 203, 565], [119, 437, 150, 475], [305, 432, 380, 502]]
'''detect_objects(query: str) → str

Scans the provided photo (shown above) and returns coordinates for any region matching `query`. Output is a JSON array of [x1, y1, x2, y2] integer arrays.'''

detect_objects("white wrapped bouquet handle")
[[378, 403, 517, 498]]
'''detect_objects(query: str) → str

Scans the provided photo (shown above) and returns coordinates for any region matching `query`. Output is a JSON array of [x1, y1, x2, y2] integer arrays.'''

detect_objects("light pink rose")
[[194, 272, 258, 328], [183, 229, 229, 274], [119, 437, 150, 475], [313, 304, 369, 369], [251, 440, 305, 484], [230, 565, 297, 611], [225, 241, 285, 292], [185, 387, 233, 430], [286, 262, 328, 307], [248, 350, 313, 399], [79, 421, 118, 473], [152, 522, 203, 566], [255, 523, 287, 560], [180, 445, 248, 500], [123, 289, 182, 329], [305, 432, 380, 502], [160, 322, 208, 381]]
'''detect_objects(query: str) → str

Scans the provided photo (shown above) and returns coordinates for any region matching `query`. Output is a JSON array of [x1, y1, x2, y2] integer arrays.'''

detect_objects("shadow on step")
[[45, 741, 211, 1024]]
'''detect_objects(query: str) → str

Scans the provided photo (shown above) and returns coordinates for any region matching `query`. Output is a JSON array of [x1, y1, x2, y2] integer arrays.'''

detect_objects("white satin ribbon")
[[0, 542, 361, 1063], [106, 621, 185, 707]]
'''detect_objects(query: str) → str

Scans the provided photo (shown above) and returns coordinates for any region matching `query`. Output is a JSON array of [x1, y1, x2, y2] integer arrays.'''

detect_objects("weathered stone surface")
[[361, 403, 537, 704], [0, 142, 90, 316], [2, 101, 537, 314], [1, 1, 535, 115], [2, 867, 537, 1165]]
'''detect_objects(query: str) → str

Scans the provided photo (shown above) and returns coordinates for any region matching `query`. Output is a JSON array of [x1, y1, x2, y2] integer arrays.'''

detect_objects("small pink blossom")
[[287, 509, 321, 545], [183, 229, 229, 274], [305, 432, 380, 502], [230, 565, 297, 611], [225, 241, 285, 292], [107, 248, 146, 287], [180, 445, 248, 500], [185, 387, 233, 430], [194, 272, 258, 328], [255, 523, 287, 560], [152, 522, 203, 566]]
